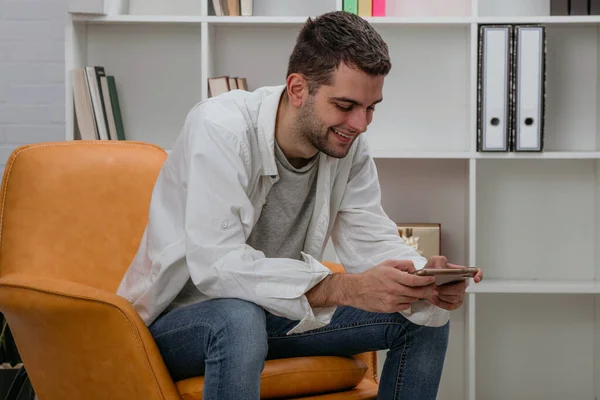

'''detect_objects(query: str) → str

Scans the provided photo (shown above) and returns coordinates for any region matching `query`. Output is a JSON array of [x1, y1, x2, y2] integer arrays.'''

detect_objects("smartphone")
[[411, 267, 478, 286]]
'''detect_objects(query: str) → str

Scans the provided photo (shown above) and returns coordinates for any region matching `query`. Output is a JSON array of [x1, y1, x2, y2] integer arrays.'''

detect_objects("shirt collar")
[[256, 85, 286, 177]]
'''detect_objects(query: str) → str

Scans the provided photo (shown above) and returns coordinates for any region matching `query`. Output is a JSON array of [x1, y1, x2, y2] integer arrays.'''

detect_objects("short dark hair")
[[286, 11, 392, 94]]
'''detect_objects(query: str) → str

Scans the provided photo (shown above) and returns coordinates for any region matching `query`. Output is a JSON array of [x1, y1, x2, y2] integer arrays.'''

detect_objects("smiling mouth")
[[331, 127, 355, 140]]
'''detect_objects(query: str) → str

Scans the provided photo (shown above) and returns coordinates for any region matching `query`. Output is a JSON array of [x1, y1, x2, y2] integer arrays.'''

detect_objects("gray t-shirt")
[[166, 140, 319, 312], [246, 140, 318, 259]]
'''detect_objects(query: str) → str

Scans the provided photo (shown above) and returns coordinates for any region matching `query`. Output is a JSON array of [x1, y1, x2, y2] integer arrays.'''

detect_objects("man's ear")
[[286, 73, 309, 108]]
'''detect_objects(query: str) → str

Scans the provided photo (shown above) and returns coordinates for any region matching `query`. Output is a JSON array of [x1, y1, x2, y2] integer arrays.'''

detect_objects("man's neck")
[[274, 92, 318, 169]]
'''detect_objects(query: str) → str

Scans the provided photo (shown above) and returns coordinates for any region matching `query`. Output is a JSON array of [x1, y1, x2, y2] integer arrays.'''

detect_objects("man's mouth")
[[331, 127, 354, 140]]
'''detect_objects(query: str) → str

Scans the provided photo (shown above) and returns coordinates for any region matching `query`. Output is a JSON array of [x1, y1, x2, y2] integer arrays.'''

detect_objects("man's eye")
[[335, 104, 352, 111]]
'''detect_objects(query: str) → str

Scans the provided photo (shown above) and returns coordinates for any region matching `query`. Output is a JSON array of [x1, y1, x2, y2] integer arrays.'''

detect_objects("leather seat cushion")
[[176, 356, 368, 400]]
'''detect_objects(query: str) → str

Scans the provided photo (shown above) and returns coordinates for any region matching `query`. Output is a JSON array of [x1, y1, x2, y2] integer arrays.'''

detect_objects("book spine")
[[358, 0, 372, 16], [107, 76, 126, 140], [569, 0, 589, 15], [550, 0, 569, 15], [372, 0, 386, 16], [343, 0, 358, 14]]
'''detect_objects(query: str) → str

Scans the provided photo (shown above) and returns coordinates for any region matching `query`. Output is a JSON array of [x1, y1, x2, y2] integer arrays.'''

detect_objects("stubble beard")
[[294, 97, 352, 159]]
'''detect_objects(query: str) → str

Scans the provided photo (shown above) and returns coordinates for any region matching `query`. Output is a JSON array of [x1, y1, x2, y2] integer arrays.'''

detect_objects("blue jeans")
[[149, 298, 449, 400]]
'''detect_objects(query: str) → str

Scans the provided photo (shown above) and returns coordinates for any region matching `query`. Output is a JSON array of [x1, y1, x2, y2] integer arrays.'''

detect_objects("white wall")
[[0, 0, 67, 174]]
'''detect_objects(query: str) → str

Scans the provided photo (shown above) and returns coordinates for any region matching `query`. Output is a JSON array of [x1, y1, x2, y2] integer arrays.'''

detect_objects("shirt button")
[[220, 219, 229, 229]]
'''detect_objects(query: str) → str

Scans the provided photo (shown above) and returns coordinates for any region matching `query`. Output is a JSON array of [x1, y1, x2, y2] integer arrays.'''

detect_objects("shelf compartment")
[[208, 24, 297, 91], [81, 23, 202, 149], [475, 294, 598, 399], [475, 24, 600, 153], [375, 158, 469, 400], [366, 25, 471, 154], [475, 159, 599, 281], [208, 0, 336, 17], [475, 294, 600, 400], [375, 158, 469, 265]]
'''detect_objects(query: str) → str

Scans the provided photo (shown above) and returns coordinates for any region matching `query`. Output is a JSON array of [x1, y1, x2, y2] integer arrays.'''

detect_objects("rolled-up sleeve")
[[181, 110, 335, 334]]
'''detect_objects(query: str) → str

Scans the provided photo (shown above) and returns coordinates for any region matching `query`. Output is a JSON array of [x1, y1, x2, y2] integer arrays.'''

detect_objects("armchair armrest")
[[0, 274, 180, 400]]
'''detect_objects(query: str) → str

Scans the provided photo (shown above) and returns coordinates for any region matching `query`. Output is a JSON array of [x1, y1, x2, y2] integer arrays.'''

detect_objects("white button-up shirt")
[[117, 85, 449, 334]]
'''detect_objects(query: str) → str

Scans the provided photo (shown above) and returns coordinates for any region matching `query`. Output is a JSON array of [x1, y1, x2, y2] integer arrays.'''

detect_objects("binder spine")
[[477, 25, 513, 152], [476, 25, 483, 151], [513, 25, 546, 152], [550, 0, 569, 15], [569, 0, 589, 15], [508, 27, 516, 153], [538, 26, 547, 152]]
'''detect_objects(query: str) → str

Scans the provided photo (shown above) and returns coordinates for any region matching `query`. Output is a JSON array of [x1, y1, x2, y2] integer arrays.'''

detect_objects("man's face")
[[296, 63, 384, 159]]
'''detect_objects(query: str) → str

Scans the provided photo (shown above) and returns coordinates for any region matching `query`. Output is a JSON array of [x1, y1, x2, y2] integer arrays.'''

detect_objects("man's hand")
[[423, 256, 483, 311], [306, 259, 436, 313]]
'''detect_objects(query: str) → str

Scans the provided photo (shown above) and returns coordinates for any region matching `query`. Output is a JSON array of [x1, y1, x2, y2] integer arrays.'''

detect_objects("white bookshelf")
[[65, 0, 600, 399]]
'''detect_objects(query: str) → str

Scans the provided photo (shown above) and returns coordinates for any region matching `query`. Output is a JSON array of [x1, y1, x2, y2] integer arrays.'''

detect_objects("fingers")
[[395, 283, 436, 300], [395, 296, 421, 312], [436, 279, 468, 296], [379, 262, 435, 288], [386, 259, 417, 273], [393, 269, 436, 288], [425, 255, 447, 269], [436, 294, 462, 304], [430, 294, 464, 311], [380, 294, 419, 313], [384, 273, 434, 297], [396, 295, 420, 304], [446, 263, 483, 284]]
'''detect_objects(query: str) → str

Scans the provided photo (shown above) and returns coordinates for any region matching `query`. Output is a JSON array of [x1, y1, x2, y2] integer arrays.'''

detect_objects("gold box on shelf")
[[396, 223, 441, 260]]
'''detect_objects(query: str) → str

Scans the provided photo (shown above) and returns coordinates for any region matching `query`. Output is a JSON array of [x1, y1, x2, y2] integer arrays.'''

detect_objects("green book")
[[343, 0, 358, 14], [106, 76, 126, 141]]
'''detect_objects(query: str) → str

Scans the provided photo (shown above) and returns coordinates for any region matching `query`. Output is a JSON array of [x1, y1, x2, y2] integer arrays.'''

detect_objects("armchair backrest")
[[0, 141, 166, 292]]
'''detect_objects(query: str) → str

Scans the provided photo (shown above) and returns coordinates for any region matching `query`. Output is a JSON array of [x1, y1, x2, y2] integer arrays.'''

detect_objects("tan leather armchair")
[[0, 141, 378, 400]]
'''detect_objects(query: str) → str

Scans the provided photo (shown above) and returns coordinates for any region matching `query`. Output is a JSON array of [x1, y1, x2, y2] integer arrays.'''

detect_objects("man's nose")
[[347, 109, 368, 134]]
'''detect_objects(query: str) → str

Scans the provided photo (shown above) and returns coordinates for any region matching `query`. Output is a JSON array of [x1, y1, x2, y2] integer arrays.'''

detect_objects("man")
[[117, 10, 483, 400]]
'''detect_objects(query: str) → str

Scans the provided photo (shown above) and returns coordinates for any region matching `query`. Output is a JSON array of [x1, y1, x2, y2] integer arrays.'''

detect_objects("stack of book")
[[212, 0, 253, 16], [343, 0, 386, 16], [71, 66, 125, 141], [208, 76, 249, 98], [343, 0, 471, 17]]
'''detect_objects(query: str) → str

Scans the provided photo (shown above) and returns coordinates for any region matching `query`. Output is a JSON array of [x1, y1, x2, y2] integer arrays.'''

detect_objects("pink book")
[[395, 0, 470, 17], [372, 0, 386, 16]]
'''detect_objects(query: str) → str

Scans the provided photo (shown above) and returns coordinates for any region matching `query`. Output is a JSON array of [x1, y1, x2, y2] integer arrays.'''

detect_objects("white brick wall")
[[0, 0, 67, 174]]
